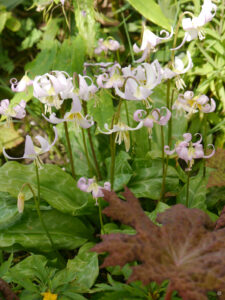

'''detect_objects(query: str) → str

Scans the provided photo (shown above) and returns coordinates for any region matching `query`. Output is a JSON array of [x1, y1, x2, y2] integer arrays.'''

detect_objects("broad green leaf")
[[66, 242, 99, 292], [88, 90, 115, 129], [38, 18, 61, 50], [0, 162, 94, 216], [0, 252, 13, 277], [5, 254, 47, 279], [25, 42, 58, 77], [53, 36, 86, 76], [128, 163, 179, 200], [5, 15, 21, 31], [0, 208, 93, 251], [0, 192, 21, 230], [105, 151, 133, 191], [0, 0, 24, 10], [176, 176, 207, 209], [126, 0, 171, 31]]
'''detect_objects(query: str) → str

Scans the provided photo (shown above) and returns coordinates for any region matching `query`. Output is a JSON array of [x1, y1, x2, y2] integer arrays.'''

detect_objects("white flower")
[[43, 96, 94, 128], [77, 75, 98, 101], [98, 121, 143, 152], [10, 73, 33, 93], [33, 71, 75, 113], [161, 51, 193, 90], [3, 127, 58, 167], [77, 177, 111, 205], [96, 64, 124, 89], [0, 99, 26, 125], [172, 0, 217, 50], [133, 26, 173, 62]]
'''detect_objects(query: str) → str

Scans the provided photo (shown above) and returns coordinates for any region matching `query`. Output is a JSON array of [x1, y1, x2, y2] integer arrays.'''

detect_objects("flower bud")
[[17, 192, 25, 213]]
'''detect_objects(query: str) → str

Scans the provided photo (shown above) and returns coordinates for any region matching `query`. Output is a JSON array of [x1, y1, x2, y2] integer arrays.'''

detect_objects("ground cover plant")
[[0, 0, 225, 299]]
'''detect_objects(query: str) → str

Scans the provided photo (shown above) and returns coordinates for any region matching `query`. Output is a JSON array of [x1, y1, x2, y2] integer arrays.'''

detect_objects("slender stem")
[[110, 133, 116, 190], [168, 89, 175, 148], [160, 126, 166, 201], [124, 101, 130, 126], [64, 122, 76, 179], [121, 12, 134, 63], [186, 170, 190, 207], [171, 11, 193, 63], [98, 198, 105, 234], [81, 128, 93, 176], [34, 163, 65, 266], [203, 115, 207, 177], [83, 102, 102, 180]]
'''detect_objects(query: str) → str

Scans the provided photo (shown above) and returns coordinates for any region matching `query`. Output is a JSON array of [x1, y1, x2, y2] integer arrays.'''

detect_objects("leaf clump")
[[92, 187, 225, 300]]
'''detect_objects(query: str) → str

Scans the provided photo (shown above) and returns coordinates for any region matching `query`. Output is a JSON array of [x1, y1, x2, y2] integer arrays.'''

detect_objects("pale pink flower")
[[133, 26, 173, 63], [10, 73, 33, 93], [164, 133, 215, 170], [133, 107, 171, 137], [77, 177, 111, 205], [3, 127, 58, 167], [77, 75, 98, 101], [95, 38, 121, 55], [0, 99, 26, 124]]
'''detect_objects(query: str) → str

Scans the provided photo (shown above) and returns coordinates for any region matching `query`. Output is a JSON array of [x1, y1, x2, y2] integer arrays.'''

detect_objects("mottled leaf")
[[206, 148, 225, 188]]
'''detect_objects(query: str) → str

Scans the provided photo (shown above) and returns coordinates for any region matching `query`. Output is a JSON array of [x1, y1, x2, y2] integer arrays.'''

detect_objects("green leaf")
[[0, 0, 24, 10], [0, 11, 10, 33], [5, 254, 47, 279], [88, 90, 115, 129], [126, 0, 171, 30], [53, 36, 86, 76], [25, 43, 58, 77], [128, 162, 179, 200], [0, 192, 21, 230], [176, 176, 207, 209], [5, 15, 21, 31], [0, 208, 93, 251], [20, 28, 42, 50], [0, 252, 13, 277], [0, 162, 94, 216], [66, 242, 99, 292]]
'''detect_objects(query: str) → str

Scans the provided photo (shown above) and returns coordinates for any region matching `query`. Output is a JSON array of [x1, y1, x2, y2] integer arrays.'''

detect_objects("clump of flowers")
[[94, 38, 122, 55]]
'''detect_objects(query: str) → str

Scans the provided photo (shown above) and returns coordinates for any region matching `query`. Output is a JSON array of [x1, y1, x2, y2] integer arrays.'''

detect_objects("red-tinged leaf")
[[92, 187, 225, 300], [206, 148, 225, 188]]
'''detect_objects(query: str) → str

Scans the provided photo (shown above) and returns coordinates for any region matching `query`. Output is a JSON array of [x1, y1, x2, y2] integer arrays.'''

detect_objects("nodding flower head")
[[133, 107, 171, 138], [133, 26, 173, 63], [0, 99, 26, 126], [3, 127, 58, 168], [164, 133, 215, 170], [98, 121, 143, 152], [42, 96, 94, 129], [10, 73, 33, 93], [173, 91, 216, 116], [77, 177, 111, 205], [33, 71, 74, 113], [76, 75, 98, 101], [172, 0, 217, 50], [95, 38, 121, 55]]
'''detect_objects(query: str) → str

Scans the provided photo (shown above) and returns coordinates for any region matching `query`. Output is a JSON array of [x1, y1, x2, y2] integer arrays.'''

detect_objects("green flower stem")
[[25, 167, 65, 266], [124, 101, 130, 126], [121, 12, 134, 63], [186, 170, 190, 207], [64, 121, 76, 179], [203, 115, 208, 177], [98, 198, 105, 234], [160, 126, 166, 201], [110, 133, 116, 190], [171, 11, 193, 63], [110, 98, 123, 189], [81, 128, 93, 176], [82, 102, 102, 180]]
